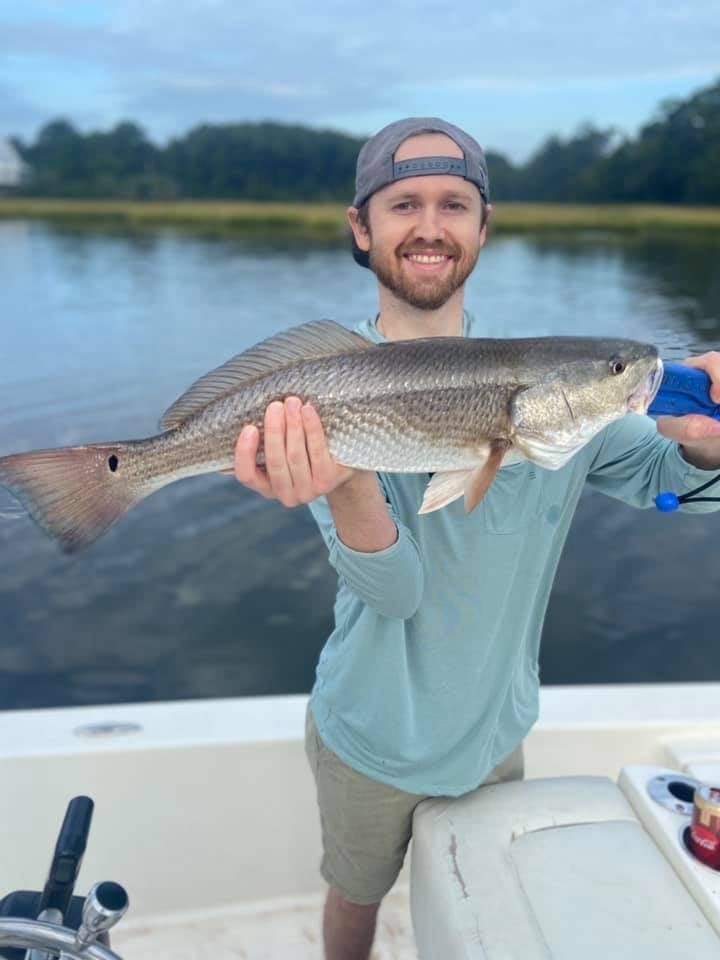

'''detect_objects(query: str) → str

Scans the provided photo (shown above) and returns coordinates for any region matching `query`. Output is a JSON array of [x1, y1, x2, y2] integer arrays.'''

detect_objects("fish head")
[[553, 338, 663, 417], [510, 338, 662, 469]]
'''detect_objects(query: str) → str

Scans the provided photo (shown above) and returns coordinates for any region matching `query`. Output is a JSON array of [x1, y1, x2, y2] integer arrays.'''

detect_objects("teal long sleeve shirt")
[[308, 313, 720, 797]]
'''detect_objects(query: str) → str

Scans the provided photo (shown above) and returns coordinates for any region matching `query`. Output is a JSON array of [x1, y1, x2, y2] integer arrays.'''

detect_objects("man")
[[231, 118, 720, 960]]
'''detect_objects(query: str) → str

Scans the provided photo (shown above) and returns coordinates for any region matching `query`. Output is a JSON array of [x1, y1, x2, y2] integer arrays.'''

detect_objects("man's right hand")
[[230, 396, 355, 507]]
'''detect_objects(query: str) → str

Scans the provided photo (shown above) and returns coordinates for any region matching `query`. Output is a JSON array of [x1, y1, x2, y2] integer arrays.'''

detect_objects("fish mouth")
[[627, 357, 664, 414]]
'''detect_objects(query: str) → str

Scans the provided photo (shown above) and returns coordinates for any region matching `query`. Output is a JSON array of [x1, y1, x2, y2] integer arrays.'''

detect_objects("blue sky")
[[1, 0, 718, 162]]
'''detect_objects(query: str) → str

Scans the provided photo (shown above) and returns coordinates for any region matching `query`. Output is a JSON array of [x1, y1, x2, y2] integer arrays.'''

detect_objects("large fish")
[[0, 319, 662, 552]]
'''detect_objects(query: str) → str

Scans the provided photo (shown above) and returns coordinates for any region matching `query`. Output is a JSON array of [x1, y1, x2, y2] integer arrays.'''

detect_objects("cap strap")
[[392, 156, 468, 180]]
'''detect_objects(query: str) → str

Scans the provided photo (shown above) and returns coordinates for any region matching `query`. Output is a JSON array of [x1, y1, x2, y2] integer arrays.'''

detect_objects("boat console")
[[411, 764, 720, 958], [0, 796, 128, 960]]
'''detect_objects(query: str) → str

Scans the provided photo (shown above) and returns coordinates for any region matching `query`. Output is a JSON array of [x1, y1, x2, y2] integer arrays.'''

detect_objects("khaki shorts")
[[304, 704, 524, 905]]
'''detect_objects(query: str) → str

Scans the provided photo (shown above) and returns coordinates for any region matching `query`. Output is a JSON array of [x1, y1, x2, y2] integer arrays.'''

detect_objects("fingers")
[[282, 397, 315, 504], [302, 402, 348, 494], [230, 398, 350, 505], [682, 351, 720, 403], [232, 424, 273, 497], [262, 401, 298, 505], [656, 413, 720, 444], [260, 398, 317, 506]]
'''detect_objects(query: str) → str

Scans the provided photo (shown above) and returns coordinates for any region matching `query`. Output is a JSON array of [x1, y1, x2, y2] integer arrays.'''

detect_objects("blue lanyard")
[[655, 473, 720, 512]]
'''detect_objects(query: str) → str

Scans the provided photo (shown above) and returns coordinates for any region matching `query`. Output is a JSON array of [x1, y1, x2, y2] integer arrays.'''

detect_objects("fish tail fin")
[[0, 442, 154, 553]]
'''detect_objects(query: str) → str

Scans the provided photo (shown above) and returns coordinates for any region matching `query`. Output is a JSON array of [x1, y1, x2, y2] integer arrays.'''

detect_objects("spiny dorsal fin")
[[160, 319, 371, 431]]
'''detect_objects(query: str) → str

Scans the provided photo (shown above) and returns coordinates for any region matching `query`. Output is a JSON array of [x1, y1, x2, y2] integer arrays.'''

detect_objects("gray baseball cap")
[[352, 117, 490, 208]]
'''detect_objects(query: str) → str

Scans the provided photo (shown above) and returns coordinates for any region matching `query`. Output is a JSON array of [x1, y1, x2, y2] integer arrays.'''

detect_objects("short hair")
[[351, 201, 371, 268]]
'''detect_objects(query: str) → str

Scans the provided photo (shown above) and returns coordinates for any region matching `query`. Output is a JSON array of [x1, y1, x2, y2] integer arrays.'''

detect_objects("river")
[[1, 221, 718, 709]]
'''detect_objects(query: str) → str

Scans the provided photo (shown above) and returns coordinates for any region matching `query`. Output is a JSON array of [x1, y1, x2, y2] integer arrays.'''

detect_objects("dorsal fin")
[[160, 319, 371, 431]]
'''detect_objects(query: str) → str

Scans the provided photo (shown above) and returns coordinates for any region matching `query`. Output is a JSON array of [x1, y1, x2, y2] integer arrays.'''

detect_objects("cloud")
[[90, 0, 720, 82], [2, 0, 719, 154]]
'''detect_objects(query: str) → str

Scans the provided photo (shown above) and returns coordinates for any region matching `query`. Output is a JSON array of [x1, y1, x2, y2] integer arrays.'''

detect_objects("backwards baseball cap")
[[352, 116, 490, 209]]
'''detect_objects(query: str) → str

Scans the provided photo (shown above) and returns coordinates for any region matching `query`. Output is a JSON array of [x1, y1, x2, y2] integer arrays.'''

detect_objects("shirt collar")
[[358, 310, 474, 343]]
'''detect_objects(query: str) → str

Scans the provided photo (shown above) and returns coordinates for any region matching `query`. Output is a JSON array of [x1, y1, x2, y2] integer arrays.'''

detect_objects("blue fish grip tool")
[[648, 362, 720, 421], [647, 361, 720, 513]]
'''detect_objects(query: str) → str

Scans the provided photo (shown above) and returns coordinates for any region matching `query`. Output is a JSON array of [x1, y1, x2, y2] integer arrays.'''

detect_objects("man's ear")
[[347, 206, 371, 252], [479, 202, 493, 247]]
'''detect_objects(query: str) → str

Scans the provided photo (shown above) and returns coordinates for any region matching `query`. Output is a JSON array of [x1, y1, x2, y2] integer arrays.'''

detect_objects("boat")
[[1, 682, 719, 958]]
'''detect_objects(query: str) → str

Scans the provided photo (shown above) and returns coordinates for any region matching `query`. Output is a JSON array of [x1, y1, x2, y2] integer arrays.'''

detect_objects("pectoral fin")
[[418, 443, 508, 516], [464, 443, 506, 513], [418, 470, 470, 514]]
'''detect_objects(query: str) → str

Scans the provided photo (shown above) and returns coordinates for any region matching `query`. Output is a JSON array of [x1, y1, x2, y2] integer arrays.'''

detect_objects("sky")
[[1, 0, 719, 163]]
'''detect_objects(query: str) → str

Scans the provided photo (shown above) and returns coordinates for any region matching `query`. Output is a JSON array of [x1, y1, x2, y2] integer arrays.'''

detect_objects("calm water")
[[1, 221, 719, 710]]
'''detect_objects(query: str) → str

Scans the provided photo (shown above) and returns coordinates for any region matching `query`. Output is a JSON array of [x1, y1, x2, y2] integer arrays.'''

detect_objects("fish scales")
[[139, 338, 525, 477]]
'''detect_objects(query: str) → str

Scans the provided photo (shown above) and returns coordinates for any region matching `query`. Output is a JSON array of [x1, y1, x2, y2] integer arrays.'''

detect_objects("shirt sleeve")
[[586, 415, 720, 514], [307, 477, 425, 620]]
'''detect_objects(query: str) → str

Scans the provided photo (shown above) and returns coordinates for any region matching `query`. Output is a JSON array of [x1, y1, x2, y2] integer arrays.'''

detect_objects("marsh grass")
[[0, 199, 348, 235], [1, 199, 719, 237], [493, 203, 720, 232]]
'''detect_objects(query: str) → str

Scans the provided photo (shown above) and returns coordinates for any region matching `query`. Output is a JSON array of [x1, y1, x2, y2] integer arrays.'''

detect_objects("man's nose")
[[412, 204, 444, 242]]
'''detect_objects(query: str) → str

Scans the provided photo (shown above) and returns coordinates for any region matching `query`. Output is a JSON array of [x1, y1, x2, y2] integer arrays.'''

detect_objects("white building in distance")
[[0, 138, 29, 188]]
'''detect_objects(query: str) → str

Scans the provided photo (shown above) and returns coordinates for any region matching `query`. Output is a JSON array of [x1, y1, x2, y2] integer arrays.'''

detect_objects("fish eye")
[[609, 358, 626, 375], [108, 455, 119, 472]]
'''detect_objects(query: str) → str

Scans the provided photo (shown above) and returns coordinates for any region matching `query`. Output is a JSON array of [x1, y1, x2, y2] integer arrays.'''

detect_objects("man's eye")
[[445, 201, 467, 211], [393, 201, 416, 211]]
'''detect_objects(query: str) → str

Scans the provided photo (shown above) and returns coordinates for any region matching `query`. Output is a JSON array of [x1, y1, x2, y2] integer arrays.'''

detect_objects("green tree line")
[[10, 77, 720, 204]]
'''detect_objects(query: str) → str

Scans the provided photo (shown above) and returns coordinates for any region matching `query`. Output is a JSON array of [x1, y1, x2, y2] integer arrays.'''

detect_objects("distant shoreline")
[[1, 199, 719, 235]]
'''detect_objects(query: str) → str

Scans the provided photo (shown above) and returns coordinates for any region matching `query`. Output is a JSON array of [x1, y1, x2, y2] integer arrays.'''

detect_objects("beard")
[[369, 237, 481, 310]]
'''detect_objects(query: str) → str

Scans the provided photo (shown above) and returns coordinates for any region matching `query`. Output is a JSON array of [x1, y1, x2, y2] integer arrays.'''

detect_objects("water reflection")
[[0, 222, 718, 709], [521, 232, 720, 348]]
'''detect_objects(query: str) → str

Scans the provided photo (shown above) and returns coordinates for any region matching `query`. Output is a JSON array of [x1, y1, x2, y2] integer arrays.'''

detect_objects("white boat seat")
[[664, 737, 720, 785], [410, 775, 720, 959]]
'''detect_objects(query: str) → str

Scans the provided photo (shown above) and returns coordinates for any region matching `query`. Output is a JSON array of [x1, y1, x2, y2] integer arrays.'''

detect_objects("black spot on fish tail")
[[0, 443, 155, 552]]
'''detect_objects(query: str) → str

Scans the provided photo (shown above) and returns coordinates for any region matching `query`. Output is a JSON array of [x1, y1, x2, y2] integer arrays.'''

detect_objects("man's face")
[[349, 133, 488, 310]]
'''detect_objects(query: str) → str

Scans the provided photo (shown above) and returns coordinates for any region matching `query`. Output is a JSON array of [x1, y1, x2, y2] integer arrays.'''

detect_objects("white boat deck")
[[4, 688, 720, 960], [113, 888, 416, 960]]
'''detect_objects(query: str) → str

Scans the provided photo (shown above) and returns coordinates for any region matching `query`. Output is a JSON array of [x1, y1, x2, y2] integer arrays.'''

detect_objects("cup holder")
[[647, 774, 702, 816], [681, 826, 720, 873]]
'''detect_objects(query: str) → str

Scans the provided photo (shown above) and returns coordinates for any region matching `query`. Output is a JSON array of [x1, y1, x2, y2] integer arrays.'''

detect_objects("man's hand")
[[656, 351, 720, 469], [228, 397, 354, 506]]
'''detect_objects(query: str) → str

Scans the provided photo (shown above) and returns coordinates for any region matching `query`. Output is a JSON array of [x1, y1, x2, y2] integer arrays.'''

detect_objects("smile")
[[405, 254, 452, 264]]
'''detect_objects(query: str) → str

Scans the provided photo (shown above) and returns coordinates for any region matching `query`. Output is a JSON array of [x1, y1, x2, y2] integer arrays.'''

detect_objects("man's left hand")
[[656, 351, 720, 469]]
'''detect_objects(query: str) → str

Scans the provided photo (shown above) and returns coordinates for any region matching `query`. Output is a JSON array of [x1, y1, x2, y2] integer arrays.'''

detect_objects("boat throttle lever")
[[0, 796, 128, 960], [38, 795, 94, 923]]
